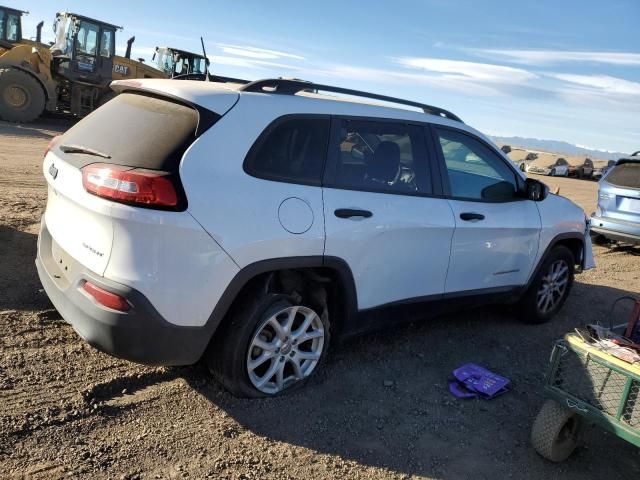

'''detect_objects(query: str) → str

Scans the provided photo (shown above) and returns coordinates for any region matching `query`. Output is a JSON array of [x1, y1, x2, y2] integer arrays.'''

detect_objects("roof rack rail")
[[239, 78, 463, 123]]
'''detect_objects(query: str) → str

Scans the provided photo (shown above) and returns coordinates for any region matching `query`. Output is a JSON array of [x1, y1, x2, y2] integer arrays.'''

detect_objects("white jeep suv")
[[36, 78, 594, 397]]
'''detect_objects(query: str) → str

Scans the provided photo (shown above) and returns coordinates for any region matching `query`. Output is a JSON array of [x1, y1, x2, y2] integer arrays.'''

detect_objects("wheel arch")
[[526, 233, 584, 290], [1, 64, 53, 101], [204, 256, 358, 352]]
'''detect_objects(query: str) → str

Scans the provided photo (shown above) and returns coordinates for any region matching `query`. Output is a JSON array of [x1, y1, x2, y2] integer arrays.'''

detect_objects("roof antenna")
[[201, 37, 210, 82]]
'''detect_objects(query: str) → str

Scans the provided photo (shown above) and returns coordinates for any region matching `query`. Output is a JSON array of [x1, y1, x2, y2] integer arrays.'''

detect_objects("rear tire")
[[549, 168, 556, 176], [531, 400, 582, 462], [519, 245, 574, 324], [206, 286, 330, 398], [0, 68, 46, 122]]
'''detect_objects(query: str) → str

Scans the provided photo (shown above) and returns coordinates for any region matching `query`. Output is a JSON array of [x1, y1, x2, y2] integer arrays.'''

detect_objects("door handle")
[[460, 212, 485, 221], [334, 208, 373, 219]]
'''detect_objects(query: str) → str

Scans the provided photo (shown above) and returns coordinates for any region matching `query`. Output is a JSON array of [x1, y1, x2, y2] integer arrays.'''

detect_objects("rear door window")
[[244, 117, 330, 186], [325, 119, 432, 195], [606, 162, 640, 189]]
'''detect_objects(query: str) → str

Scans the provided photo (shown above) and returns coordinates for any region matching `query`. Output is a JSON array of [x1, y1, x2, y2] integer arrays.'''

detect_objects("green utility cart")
[[531, 333, 640, 462]]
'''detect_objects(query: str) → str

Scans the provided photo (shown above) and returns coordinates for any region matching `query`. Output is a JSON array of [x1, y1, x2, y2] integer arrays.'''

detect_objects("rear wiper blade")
[[59, 144, 111, 159]]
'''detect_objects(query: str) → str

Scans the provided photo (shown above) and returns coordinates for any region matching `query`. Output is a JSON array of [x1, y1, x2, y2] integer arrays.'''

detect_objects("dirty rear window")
[[56, 92, 207, 172], [606, 162, 640, 189]]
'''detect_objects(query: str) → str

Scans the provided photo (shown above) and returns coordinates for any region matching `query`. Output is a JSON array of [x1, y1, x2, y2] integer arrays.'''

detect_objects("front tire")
[[519, 245, 574, 324], [0, 68, 46, 122], [549, 168, 556, 176], [207, 289, 330, 398], [531, 400, 582, 462]]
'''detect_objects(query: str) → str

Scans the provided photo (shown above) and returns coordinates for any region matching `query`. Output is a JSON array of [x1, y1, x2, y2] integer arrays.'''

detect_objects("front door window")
[[436, 127, 517, 202]]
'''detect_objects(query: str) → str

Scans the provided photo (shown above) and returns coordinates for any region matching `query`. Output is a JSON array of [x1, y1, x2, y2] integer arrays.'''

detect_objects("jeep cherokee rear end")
[[37, 81, 241, 365]]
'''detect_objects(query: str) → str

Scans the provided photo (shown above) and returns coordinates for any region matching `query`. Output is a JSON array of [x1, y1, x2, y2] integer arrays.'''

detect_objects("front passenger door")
[[433, 127, 541, 294]]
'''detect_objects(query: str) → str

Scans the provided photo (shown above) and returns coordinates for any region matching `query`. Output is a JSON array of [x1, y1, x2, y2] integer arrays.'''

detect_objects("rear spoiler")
[[109, 80, 222, 137]]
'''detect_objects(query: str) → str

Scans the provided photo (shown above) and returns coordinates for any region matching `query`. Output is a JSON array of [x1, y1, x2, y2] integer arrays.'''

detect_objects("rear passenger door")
[[432, 126, 541, 294], [323, 118, 455, 310]]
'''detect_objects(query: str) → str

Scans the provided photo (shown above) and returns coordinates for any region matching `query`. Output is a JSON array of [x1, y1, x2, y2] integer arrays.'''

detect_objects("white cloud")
[[470, 49, 640, 66], [548, 74, 640, 96], [396, 57, 537, 84], [304, 64, 504, 97], [216, 44, 304, 60], [207, 55, 304, 72]]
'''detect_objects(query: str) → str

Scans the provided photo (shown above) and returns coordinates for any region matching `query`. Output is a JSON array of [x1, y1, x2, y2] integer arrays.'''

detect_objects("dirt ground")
[[1, 119, 639, 480]]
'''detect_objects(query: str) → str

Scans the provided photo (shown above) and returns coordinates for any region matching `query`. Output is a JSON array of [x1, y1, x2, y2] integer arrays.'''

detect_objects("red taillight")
[[82, 281, 130, 312], [81, 163, 178, 208], [45, 135, 61, 157]]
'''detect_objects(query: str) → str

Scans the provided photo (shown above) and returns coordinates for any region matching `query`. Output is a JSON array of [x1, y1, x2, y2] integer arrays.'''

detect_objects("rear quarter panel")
[[180, 95, 329, 267]]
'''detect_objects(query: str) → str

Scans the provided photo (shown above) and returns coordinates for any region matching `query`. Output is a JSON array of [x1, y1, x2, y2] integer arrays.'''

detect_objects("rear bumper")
[[590, 215, 640, 245], [36, 221, 211, 366]]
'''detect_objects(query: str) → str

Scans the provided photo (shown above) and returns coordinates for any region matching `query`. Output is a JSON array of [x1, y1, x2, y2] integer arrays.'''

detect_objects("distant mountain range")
[[489, 136, 628, 161]]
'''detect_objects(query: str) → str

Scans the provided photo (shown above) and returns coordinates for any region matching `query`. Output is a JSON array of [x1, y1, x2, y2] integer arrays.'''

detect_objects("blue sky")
[[20, 0, 640, 153]]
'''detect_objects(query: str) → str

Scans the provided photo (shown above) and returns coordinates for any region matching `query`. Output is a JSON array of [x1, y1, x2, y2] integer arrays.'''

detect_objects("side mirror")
[[523, 178, 548, 201]]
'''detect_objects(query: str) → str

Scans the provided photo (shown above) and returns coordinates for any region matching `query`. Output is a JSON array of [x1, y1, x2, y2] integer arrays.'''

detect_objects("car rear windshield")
[[55, 92, 215, 172], [606, 162, 640, 189]]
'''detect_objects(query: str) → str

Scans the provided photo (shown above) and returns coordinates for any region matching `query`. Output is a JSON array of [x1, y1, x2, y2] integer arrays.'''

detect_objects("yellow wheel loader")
[[152, 46, 209, 79], [0, 5, 44, 56], [0, 11, 165, 122]]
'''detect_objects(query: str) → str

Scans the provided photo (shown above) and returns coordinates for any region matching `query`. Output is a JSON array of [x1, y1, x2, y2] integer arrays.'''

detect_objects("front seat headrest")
[[369, 141, 400, 184]]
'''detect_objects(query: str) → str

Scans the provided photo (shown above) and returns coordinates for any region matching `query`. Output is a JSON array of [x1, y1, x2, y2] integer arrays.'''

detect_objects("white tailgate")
[[43, 153, 114, 276]]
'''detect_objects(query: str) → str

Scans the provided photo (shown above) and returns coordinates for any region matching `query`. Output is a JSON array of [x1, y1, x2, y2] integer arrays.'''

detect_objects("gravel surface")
[[1, 119, 639, 479]]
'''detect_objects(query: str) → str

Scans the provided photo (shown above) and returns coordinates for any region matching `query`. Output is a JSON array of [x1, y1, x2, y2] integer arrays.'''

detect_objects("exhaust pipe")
[[36, 21, 43, 43], [125, 36, 135, 59]]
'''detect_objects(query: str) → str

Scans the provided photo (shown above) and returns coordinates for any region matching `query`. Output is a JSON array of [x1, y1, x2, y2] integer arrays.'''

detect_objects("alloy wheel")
[[246, 305, 325, 395], [536, 259, 569, 314]]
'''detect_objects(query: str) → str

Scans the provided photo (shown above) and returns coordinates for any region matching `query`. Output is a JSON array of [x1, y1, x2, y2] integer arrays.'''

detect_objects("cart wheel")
[[531, 400, 582, 462]]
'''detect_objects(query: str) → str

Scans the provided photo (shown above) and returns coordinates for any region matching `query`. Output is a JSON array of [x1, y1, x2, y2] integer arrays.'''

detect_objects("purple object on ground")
[[448, 363, 510, 399]]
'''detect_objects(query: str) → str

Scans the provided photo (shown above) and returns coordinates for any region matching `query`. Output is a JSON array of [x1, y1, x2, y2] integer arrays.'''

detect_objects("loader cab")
[[52, 12, 117, 85], [0, 6, 24, 46], [153, 46, 208, 78]]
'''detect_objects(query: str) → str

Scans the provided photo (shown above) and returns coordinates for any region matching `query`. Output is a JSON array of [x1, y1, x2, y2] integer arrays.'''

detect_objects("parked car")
[[592, 160, 616, 180], [36, 78, 594, 397], [567, 157, 594, 179], [591, 154, 640, 245], [526, 156, 570, 176], [507, 148, 537, 172]]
